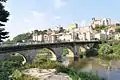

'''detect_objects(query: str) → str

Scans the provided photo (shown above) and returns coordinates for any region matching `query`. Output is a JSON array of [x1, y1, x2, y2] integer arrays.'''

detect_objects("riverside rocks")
[[23, 68, 72, 80]]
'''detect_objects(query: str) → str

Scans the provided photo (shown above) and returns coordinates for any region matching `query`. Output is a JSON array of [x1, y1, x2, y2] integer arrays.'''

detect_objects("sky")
[[3, 0, 120, 39]]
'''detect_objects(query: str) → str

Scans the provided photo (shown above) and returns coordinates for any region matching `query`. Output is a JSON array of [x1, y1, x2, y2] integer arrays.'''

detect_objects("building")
[[77, 26, 94, 40], [94, 30, 107, 40], [58, 33, 73, 42], [32, 33, 38, 41], [91, 17, 111, 28], [114, 33, 120, 40], [32, 18, 116, 42]]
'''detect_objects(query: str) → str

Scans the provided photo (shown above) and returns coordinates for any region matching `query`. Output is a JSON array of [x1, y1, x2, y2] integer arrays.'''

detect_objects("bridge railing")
[[0, 40, 100, 47]]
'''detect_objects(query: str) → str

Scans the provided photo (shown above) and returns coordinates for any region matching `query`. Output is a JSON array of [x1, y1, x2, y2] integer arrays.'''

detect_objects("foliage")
[[79, 47, 86, 58], [11, 69, 22, 80], [33, 48, 52, 63], [4, 39, 12, 43], [56, 66, 104, 80], [115, 26, 120, 33], [11, 69, 39, 80], [0, 67, 10, 80], [0, 0, 7, 2], [8, 55, 24, 64], [0, 54, 27, 80], [93, 25, 108, 33], [0, 0, 10, 42], [0, 61, 22, 70], [59, 27, 65, 33], [0, 60, 39, 80], [38, 48, 51, 55], [0, 61, 22, 80], [98, 43, 120, 61], [63, 48, 69, 56], [99, 44, 113, 55], [34, 29, 48, 35], [32, 56, 60, 69], [13, 32, 32, 42], [98, 44, 113, 60]]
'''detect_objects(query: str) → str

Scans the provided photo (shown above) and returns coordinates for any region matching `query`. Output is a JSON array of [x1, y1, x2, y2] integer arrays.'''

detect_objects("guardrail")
[[0, 40, 100, 47]]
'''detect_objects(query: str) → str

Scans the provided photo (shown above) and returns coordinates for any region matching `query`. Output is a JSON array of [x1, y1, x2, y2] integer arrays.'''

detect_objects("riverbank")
[[23, 68, 72, 80]]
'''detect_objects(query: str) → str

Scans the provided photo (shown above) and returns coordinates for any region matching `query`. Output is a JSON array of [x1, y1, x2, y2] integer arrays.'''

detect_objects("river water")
[[64, 57, 120, 80], [2, 51, 120, 80]]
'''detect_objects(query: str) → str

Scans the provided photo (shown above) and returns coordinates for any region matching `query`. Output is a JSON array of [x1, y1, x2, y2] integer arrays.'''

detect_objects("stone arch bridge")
[[0, 41, 101, 63]]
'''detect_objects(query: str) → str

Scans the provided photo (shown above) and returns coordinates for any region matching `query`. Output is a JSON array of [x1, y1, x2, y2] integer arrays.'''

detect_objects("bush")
[[0, 61, 24, 80], [56, 66, 104, 80], [11, 69, 39, 80], [30, 60, 60, 69], [31, 54, 61, 69], [11, 69, 22, 80], [0, 68, 10, 80]]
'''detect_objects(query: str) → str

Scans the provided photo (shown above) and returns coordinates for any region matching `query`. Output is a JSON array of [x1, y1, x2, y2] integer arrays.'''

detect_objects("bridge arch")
[[9, 52, 27, 65], [35, 48, 57, 61], [62, 47, 74, 58], [10, 48, 58, 63]]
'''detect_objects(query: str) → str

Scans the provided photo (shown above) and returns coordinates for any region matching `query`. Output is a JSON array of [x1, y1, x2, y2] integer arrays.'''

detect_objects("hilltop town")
[[32, 17, 120, 43]]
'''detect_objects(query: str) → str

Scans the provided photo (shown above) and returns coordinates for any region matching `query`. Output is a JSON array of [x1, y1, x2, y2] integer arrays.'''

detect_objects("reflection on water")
[[65, 57, 120, 80]]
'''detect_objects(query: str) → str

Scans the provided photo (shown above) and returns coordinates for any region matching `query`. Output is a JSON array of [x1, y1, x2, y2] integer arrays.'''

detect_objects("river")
[[64, 57, 120, 80]]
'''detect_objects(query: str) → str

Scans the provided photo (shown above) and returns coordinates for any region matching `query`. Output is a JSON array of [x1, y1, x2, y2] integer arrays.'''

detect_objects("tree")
[[13, 33, 32, 43], [93, 25, 108, 33], [43, 30, 47, 34], [115, 26, 120, 33], [0, 0, 10, 42], [98, 44, 120, 80], [34, 29, 39, 34], [59, 27, 65, 33], [63, 48, 69, 56]]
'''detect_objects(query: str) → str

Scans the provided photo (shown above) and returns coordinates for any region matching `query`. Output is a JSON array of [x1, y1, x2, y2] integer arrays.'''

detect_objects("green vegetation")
[[4, 32, 32, 44], [79, 47, 86, 58], [0, 0, 10, 42], [11, 69, 39, 80], [115, 26, 120, 33], [97, 42, 120, 80], [12, 32, 32, 43], [0, 47, 108, 80], [57, 66, 104, 80], [63, 48, 69, 56], [0, 61, 39, 80], [93, 25, 108, 33], [98, 43, 120, 61], [22, 49, 60, 69], [30, 57, 60, 69]]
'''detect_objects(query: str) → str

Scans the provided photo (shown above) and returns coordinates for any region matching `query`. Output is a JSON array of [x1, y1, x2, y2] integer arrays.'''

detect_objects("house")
[[78, 26, 94, 40], [114, 33, 120, 40], [94, 30, 107, 40], [58, 33, 73, 42], [91, 17, 111, 28]]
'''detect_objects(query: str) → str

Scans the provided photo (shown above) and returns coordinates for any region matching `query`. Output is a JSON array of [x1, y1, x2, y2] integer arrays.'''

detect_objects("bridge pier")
[[73, 44, 79, 61], [27, 50, 39, 63], [51, 47, 63, 62]]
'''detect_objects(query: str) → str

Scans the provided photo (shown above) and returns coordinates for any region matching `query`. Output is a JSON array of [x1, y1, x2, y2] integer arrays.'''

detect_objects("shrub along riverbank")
[[1, 43, 114, 80], [0, 55, 105, 80], [56, 65, 105, 80]]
